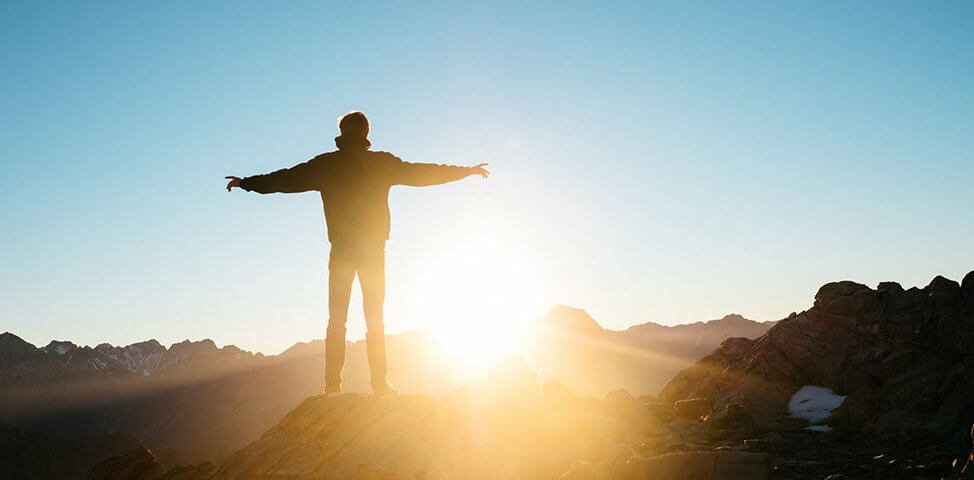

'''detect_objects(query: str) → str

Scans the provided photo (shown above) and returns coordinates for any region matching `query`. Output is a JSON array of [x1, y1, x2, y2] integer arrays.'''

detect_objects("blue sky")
[[2, 1, 972, 354]]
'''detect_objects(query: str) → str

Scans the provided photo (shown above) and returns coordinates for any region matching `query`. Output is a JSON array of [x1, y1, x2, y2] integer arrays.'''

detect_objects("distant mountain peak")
[[125, 339, 166, 357], [538, 305, 605, 335], [1, 331, 32, 347], [131, 339, 164, 349], [622, 313, 763, 335], [169, 339, 218, 355], [0, 332, 37, 360], [703, 313, 762, 327]]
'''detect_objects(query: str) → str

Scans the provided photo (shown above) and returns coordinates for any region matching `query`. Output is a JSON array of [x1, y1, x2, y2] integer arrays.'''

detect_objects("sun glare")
[[420, 240, 541, 375]]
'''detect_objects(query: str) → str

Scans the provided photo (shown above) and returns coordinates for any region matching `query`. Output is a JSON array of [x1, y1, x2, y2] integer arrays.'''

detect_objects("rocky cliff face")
[[660, 271, 974, 447]]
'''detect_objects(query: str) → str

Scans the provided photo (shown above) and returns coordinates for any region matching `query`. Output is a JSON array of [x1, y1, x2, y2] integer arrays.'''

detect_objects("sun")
[[418, 239, 541, 375], [433, 318, 523, 374]]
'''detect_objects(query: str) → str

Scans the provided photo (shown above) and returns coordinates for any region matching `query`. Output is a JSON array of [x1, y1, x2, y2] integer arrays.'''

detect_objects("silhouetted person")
[[226, 111, 488, 396]]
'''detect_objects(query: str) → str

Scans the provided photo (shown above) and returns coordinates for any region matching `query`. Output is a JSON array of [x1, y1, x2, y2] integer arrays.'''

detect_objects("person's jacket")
[[240, 135, 470, 243]]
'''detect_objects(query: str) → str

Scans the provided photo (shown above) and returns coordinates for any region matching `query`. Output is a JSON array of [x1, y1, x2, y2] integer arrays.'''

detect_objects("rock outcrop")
[[86, 445, 163, 480], [86, 445, 214, 480], [660, 271, 974, 448], [210, 359, 667, 479]]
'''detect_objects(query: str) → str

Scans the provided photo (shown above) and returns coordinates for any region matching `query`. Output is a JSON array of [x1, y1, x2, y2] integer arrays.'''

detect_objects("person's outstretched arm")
[[226, 158, 323, 194], [390, 156, 489, 186]]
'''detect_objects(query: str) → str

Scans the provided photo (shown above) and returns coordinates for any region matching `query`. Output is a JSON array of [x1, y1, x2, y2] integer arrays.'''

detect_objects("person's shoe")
[[371, 381, 398, 398], [324, 386, 342, 398]]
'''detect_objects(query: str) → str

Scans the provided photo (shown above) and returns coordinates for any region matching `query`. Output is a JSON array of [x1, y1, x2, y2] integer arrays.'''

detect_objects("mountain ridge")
[[0, 307, 773, 475], [6, 272, 974, 479], [88, 270, 973, 480], [2, 308, 775, 359]]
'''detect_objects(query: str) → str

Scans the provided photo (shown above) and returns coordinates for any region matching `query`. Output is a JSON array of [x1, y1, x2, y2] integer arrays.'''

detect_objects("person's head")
[[338, 111, 369, 138]]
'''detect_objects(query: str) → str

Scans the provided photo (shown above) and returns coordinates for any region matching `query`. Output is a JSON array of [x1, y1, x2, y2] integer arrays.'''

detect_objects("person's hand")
[[225, 176, 242, 192], [469, 163, 490, 179]]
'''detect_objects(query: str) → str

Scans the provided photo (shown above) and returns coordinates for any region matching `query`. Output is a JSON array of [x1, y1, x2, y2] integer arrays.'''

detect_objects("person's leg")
[[357, 241, 389, 390], [325, 242, 355, 393]]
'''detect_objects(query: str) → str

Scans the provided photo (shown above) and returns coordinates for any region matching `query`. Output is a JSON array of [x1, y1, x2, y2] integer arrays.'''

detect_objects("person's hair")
[[338, 111, 369, 137]]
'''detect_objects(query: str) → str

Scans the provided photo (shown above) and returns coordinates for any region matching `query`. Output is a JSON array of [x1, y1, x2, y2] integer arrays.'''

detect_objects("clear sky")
[[2, 1, 972, 355]]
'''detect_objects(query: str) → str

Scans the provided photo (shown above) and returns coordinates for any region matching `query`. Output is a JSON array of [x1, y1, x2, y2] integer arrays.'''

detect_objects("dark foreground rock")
[[86, 445, 214, 480], [87, 446, 161, 480], [660, 271, 974, 451], [0, 422, 142, 479]]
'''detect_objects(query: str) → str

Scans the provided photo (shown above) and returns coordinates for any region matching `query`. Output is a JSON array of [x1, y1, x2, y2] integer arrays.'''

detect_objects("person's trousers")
[[324, 240, 387, 391]]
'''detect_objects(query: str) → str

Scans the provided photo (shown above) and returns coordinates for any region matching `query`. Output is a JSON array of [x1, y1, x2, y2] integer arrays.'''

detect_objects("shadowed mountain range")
[[0, 308, 772, 476], [525, 307, 774, 397]]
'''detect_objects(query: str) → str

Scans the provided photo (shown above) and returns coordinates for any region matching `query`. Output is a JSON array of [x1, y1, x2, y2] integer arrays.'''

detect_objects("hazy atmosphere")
[[2, 1, 972, 355]]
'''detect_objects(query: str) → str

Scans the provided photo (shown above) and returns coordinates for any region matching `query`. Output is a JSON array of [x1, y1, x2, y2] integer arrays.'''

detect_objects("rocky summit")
[[209, 359, 672, 479]]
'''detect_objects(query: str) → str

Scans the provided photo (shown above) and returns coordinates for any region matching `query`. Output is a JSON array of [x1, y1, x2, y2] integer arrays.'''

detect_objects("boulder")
[[816, 281, 877, 317], [877, 281, 903, 293], [962, 270, 974, 299], [926, 275, 961, 296]]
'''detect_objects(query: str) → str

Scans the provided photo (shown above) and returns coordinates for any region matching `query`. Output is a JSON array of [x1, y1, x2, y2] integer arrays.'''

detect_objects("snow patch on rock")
[[788, 385, 845, 426]]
